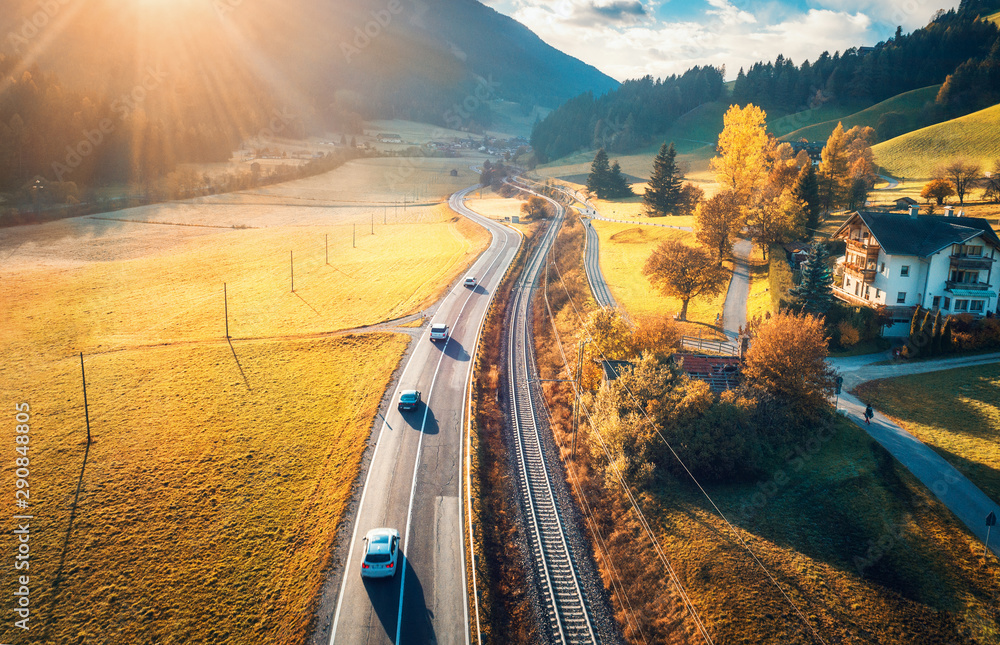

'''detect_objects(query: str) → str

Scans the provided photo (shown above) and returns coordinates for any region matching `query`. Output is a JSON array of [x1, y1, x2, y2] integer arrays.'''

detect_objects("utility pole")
[[572, 338, 590, 461], [224, 283, 229, 339], [290, 250, 294, 292], [987, 511, 997, 557], [80, 353, 91, 445], [325, 234, 329, 265]]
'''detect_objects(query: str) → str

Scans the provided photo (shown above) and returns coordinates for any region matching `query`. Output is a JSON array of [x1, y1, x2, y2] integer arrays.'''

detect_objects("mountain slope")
[[779, 85, 942, 143], [0, 0, 617, 133], [873, 102, 1000, 177]]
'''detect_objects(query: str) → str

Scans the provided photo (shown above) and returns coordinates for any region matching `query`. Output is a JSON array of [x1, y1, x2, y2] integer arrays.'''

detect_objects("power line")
[[547, 223, 830, 645]]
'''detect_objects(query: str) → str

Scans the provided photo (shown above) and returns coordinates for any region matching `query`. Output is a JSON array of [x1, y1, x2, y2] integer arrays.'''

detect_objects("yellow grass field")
[[873, 103, 1000, 179], [0, 155, 491, 643], [0, 334, 407, 645], [592, 221, 726, 325], [466, 193, 527, 221]]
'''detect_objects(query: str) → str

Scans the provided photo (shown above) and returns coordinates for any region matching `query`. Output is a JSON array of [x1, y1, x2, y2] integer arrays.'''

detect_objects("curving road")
[[324, 186, 521, 645]]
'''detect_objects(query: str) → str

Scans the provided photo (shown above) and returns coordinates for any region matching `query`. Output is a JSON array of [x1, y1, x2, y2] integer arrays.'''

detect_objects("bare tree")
[[937, 159, 982, 206]]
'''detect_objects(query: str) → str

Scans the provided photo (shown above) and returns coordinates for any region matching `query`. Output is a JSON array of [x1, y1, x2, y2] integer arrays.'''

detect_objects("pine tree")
[[643, 142, 682, 216], [587, 148, 611, 196], [941, 316, 953, 352], [607, 161, 635, 198], [795, 164, 822, 233], [909, 305, 923, 341], [919, 309, 935, 353], [791, 243, 834, 315], [931, 309, 943, 354]]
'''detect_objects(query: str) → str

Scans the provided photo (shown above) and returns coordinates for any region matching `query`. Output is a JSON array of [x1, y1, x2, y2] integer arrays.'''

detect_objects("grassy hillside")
[[769, 103, 864, 139], [780, 86, 941, 143], [873, 102, 1000, 178]]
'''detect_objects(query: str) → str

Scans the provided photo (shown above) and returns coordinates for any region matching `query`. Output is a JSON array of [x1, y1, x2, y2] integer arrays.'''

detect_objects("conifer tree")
[[643, 142, 682, 216], [607, 161, 635, 198], [795, 164, 822, 233], [931, 309, 943, 354], [791, 243, 834, 315], [941, 316, 953, 352], [909, 305, 924, 341], [587, 148, 611, 196]]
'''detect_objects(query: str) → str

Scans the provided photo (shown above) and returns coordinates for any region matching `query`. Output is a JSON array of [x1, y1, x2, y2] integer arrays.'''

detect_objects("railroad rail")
[[505, 186, 600, 644]]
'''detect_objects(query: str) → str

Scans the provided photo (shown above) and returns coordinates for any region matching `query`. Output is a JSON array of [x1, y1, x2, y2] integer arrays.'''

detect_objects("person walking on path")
[[864, 404, 874, 425]]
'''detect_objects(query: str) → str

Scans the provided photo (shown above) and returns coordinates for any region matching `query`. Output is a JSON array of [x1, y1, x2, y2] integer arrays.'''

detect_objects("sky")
[[482, 0, 963, 81]]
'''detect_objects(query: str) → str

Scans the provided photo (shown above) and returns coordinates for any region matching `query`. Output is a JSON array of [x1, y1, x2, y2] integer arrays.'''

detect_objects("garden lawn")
[[591, 220, 726, 326], [854, 363, 1000, 503]]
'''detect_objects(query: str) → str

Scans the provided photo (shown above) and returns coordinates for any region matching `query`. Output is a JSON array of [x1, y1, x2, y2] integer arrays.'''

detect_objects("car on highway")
[[360, 527, 400, 578], [398, 389, 421, 410], [464, 275, 477, 288], [429, 323, 449, 341]]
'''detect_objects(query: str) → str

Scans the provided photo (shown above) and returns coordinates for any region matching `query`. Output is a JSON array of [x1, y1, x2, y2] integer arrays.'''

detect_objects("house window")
[[875, 289, 881, 300], [896, 292, 906, 303], [971, 300, 985, 313], [855, 281, 861, 296], [954, 299, 969, 312], [961, 245, 983, 257], [932, 296, 941, 308], [865, 286, 871, 299], [944, 297, 951, 310], [845, 276, 851, 287], [880, 262, 885, 273], [951, 269, 979, 284], [900, 265, 910, 277]]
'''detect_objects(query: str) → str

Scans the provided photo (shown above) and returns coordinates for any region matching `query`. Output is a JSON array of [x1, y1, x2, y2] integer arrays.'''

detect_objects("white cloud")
[[491, 0, 961, 82]]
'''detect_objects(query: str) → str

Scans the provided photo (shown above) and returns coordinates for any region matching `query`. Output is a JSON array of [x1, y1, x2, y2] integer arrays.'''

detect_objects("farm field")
[[0, 334, 407, 645], [0, 156, 492, 643], [873, 103, 1000, 179], [591, 220, 726, 327], [855, 363, 1000, 504]]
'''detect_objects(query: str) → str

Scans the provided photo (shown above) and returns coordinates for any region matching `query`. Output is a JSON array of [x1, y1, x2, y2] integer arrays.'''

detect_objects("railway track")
[[504, 185, 600, 645]]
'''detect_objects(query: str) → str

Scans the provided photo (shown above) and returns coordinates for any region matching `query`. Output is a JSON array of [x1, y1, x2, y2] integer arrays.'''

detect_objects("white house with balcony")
[[831, 206, 1000, 337]]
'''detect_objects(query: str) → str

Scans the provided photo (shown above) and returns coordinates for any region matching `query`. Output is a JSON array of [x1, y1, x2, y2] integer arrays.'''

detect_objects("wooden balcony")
[[844, 262, 877, 282], [833, 286, 869, 307], [950, 255, 994, 271], [946, 280, 992, 292], [846, 239, 881, 261]]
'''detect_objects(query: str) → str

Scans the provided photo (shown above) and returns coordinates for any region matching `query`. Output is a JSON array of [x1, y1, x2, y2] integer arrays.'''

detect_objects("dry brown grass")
[[0, 156, 493, 643]]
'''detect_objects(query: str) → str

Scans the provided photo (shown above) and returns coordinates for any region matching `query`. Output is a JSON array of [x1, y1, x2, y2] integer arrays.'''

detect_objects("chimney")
[[944, 205, 954, 217], [909, 205, 919, 218]]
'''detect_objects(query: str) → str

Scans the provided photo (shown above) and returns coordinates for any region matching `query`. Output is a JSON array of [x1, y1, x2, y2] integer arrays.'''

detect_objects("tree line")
[[0, 54, 297, 197], [533, 3, 1000, 161], [530, 66, 725, 163]]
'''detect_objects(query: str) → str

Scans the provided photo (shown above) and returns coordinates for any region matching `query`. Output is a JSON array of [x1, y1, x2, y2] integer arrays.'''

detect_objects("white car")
[[464, 275, 477, 288], [429, 323, 449, 341], [360, 528, 400, 578]]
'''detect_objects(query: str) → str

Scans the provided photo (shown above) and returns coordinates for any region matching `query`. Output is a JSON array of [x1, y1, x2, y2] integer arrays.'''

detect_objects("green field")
[[855, 364, 1000, 503], [769, 103, 863, 139], [780, 85, 941, 143], [873, 102, 1000, 179]]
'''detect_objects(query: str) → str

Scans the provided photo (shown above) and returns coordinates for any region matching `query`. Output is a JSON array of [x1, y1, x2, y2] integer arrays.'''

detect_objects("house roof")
[[675, 354, 741, 392], [894, 197, 919, 205], [834, 211, 1000, 257]]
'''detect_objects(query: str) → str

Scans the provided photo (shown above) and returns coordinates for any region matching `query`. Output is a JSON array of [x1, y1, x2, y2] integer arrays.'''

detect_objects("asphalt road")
[[721, 238, 752, 339], [326, 185, 521, 645], [581, 217, 616, 308]]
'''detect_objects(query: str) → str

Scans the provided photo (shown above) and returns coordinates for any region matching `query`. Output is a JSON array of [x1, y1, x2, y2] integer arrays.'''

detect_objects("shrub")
[[838, 321, 861, 346]]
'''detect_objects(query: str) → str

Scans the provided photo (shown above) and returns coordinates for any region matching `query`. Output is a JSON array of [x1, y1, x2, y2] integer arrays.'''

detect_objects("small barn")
[[894, 196, 919, 211]]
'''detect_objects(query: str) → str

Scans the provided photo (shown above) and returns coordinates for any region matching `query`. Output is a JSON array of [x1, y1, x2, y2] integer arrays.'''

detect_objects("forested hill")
[[0, 0, 617, 191], [531, 0, 1000, 163], [531, 67, 725, 163]]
